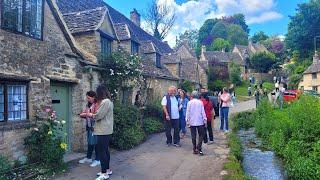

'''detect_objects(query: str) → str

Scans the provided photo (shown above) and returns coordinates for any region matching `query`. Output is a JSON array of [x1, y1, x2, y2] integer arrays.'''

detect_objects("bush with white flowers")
[[101, 49, 142, 99]]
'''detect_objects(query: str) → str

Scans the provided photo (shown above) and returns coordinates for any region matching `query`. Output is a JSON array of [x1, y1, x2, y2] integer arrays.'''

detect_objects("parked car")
[[303, 90, 320, 97], [284, 90, 301, 102]]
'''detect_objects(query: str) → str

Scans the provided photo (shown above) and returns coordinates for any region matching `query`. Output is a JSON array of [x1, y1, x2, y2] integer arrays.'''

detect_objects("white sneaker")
[[90, 160, 101, 167], [224, 130, 230, 133], [97, 170, 113, 176], [207, 141, 214, 145], [95, 174, 109, 180], [79, 158, 92, 164]]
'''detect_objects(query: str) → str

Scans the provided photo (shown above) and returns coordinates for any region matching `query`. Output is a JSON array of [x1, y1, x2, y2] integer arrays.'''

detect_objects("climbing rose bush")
[[101, 49, 142, 99], [24, 108, 67, 166]]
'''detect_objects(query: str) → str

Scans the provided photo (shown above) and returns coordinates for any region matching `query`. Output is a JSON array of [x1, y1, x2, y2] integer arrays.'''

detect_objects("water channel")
[[238, 128, 287, 180]]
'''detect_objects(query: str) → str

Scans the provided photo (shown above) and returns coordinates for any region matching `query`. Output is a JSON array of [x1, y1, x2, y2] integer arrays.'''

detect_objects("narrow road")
[[55, 100, 255, 180]]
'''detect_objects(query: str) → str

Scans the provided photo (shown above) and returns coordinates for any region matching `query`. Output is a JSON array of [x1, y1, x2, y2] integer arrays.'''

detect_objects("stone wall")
[[198, 65, 208, 88], [0, 1, 95, 160], [164, 64, 179, 78], [143, 77, 178, 103], [299, 73, 320, 93]]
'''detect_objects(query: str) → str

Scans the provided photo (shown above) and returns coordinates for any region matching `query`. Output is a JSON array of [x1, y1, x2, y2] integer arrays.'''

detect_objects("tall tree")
[[144, 0, 176, 40], [249, 52, 276, 73], [251, 31, 269, 43], [208, 38, 231, 52], [227, 24, 248, 46], [211, 21, 229, 40], [286, 0, 320, 58], [175, 30, 199, 49], [198, 19, 218, 45], [223, 13, 249, 34]]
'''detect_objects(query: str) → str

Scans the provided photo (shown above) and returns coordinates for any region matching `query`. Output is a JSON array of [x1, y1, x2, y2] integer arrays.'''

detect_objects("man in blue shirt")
[[162, 86, 180, 147]]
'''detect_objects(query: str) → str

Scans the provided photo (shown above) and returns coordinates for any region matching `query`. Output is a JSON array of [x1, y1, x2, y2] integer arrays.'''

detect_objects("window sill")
[[0, 120, 34, 131]]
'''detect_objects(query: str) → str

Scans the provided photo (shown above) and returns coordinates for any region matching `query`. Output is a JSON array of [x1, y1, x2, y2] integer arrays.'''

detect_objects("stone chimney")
[[313, 51, 320, 64], [130, 8, 141, 27], [200, 45, 206, 61]]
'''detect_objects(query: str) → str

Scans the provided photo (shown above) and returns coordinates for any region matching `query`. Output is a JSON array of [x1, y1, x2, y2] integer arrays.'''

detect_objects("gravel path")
[[54, 100, 255, 180]]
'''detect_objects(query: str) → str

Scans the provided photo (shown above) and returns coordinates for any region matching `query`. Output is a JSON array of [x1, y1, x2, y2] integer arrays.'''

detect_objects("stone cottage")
[[163, 42, 208, 89], [56, 0, 179, 104], [0, 0, 102, 161], [299, 52, 320, 93], [200, 46, 246, 78]]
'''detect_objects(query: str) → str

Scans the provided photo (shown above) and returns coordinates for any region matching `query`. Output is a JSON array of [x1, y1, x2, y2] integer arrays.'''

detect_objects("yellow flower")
[[60, 143, 67, 151], [48, 130, 53, 135]]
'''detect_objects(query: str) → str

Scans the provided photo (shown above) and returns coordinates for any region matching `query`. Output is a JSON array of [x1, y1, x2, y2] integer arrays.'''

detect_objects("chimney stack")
[[201, 45, 206, 53], [130, 8, 141, 27], [313, 51, 320, 64]]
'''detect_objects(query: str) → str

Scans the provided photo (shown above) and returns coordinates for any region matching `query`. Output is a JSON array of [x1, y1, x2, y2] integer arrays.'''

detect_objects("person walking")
[[178, 90, 189, 139], [254, 87, 260, 108], [279, 85, 286, 110], [162, 86, 181, 147], [201, 93, 214, 144], [79, 91, 100, 167], [186, 91, 207, 155], [87, 85, 114, 180], [219, 88, 231, 133], [209, 91, 219, 118], [275, 81, 280, 92]]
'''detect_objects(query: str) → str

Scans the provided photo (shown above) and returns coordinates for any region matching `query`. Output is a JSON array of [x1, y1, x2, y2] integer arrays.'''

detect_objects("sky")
[[106, 0, 308, 47]]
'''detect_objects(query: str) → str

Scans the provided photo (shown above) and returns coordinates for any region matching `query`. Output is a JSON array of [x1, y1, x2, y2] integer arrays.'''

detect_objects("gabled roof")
[[141, 41, 157, 54], [105, 3, 173, 54], [304, 63, 320, 74], [141, 59, 178, 80], [204, 51, 244, 65], [62, 7, 106, 34], [47, 0, 96, 63], [175, 41, 197, 58], [180, 58, 199, 83], [56, 0, 173, 54]]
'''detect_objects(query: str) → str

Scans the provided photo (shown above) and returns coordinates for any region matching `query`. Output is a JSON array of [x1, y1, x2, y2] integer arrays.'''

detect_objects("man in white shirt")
[[162, 86, 181, 147], [186, 91, 207, 155]]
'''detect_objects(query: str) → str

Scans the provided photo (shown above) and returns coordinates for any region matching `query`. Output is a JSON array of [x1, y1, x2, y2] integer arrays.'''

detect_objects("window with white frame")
[[0, 82, 28, 122]]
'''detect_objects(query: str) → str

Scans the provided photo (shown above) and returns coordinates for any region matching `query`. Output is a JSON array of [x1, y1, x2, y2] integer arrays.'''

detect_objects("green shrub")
[[181, 80, 193, 93], [24, 108, 67, 166], [143, 102, 163, 119], [112, 103, 146, 150], [223, 132, 251, 180], [0, 155, 12, 178], [143, 117, 165, 134], [232, 111, 255, 130]]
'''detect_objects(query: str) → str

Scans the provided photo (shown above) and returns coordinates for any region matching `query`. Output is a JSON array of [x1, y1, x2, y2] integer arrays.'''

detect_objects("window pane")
[[2, 0, 23, 32], [24, 0, 42, 38], [7, 85, 27, 121], [0, 113, 4, 121], [0, 85, 3, 121], [101, 37, 112, 57]]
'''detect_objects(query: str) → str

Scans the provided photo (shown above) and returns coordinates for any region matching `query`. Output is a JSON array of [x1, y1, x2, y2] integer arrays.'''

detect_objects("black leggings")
[[204, 122, 214, 143], [97, 135, 111, 173]]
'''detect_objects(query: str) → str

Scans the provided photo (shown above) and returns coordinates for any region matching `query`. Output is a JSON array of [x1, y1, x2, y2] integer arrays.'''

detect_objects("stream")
[[238, 128, 287, 180]]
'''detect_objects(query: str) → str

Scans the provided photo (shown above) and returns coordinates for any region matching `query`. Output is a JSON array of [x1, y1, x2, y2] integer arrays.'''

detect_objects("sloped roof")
[[141, 59, 178, 80], [175, 41, 197, 58], [180, 58, 199, 83], [62, 7, 106, 34], [162, 53, 180, 64], [105, 3, 173, 54], [204, 51, 244, 65], [57, 0, 105, 14], [304, 63, 320, 74], [141, 41, 157, 54]]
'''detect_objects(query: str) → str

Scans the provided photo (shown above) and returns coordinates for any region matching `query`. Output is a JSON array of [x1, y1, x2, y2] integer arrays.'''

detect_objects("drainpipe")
[[84, 65, 107, 90]]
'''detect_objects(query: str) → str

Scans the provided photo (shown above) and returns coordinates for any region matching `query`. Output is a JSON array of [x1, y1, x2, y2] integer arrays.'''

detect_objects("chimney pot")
[[313, 51, 320, 63], [130, 8, 141, 27]]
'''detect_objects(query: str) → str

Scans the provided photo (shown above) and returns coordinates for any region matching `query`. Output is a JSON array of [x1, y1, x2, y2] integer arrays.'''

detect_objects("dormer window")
[[131, 41, 139, 55], [1, 0, 44, 39], [156, 53, 161, 68], [101, 36, 112, 59]]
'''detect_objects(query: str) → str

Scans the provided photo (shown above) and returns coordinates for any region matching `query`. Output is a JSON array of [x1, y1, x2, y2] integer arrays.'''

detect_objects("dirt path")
[[54, 100, 255, 180]]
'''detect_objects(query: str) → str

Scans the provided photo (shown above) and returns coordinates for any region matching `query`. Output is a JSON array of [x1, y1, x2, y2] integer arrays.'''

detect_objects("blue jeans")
[[220, 107, 229, 131], [179, 111, 186, 134]]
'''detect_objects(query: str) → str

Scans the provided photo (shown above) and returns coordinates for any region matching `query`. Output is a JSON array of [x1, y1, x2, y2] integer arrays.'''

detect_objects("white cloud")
[[247, 11, 283, 24], [150, 0, 283, 47]]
